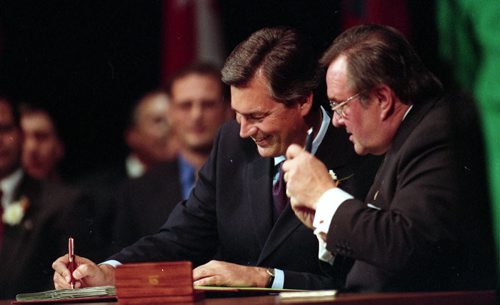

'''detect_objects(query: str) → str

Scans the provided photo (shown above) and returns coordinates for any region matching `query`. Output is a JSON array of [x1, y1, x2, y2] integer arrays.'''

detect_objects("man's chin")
[[256, 145, 281, 158], [353, 143, 369, 156]]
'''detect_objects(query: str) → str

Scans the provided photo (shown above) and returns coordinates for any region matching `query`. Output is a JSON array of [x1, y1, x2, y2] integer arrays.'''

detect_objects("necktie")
[[272, 163, 289, 221]]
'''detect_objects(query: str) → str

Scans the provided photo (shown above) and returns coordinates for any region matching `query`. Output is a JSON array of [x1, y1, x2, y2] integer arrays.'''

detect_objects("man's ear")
[[374, 85, 395, 120], [299, 93, 314, 116]]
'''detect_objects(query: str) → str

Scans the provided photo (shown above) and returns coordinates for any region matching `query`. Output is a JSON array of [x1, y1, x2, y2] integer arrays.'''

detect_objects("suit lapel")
[[364, 98, 438, 206], [365, 154, 388, 206], [257, 204, 301, 263], [247, 155, 274, 250]]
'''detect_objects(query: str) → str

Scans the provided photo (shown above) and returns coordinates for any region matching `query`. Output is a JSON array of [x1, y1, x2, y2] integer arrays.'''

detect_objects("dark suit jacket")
[[112, 161, 183, 251], [0, 174, 92, 299], [111, 119, 380, 289], [327, 96, 496, 292]]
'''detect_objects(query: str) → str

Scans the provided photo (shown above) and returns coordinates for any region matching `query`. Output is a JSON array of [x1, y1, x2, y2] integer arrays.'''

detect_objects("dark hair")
[[0, 94, 21, 127], [126, 90, 168, 129], [165, 61, 227, 103], [18, 102, 62, 137], [222, 27, 320, 108], [320, 24, 443, 104]]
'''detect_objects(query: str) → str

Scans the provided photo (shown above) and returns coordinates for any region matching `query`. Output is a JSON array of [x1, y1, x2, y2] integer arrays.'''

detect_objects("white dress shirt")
[[0, 169, 23, 209]]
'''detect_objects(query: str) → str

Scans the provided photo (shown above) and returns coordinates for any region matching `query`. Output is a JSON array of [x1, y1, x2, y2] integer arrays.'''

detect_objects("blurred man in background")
[[123, 90, 178, 178], [78, 89, 178, 190], [20, 103, 65, 182]]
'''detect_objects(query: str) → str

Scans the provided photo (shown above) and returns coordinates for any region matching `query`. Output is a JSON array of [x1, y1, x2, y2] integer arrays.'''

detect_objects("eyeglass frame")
[[329, 92, 364, 118]]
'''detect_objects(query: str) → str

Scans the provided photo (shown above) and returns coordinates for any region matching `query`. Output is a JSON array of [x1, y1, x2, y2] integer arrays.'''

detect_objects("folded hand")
[[193, 260, 269, 287]]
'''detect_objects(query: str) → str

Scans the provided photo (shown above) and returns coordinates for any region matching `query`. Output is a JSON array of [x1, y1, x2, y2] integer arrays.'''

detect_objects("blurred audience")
[[0, 95, 92, 299], [19, 103, 65, 182], [112, 62, 232, 250]]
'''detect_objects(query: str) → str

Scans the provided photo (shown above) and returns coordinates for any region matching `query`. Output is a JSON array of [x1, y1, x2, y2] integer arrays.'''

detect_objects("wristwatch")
[[266, 268, 275, 288]]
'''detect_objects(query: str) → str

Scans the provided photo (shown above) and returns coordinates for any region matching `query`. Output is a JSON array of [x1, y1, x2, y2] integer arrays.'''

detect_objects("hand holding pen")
[[282, 127, 338, 228], [53, 251, 115, 289], [68, 237, 77, 289]]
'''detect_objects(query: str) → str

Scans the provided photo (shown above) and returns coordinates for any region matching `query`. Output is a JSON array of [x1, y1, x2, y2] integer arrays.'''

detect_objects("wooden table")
[[1, 290, 496, 305]]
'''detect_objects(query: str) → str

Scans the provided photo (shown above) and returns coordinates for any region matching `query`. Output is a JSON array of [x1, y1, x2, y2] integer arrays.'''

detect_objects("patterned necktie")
[[272, 163, 289, 221]]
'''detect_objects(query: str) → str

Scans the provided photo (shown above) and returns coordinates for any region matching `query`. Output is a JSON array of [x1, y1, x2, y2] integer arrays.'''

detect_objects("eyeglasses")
[[329, 92, 363, 118]]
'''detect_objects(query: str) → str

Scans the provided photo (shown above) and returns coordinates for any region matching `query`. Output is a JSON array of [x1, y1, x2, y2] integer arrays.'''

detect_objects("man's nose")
[[23, 137, 37, 151], [190, 103, 203, 119], [238, 117, 255, 138], [331, 113, 345, 128]]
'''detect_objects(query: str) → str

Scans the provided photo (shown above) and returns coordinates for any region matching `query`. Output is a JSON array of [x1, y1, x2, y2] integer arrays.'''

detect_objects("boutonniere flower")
[[329, 170, 354, 187], [2, 196, 30, 226]]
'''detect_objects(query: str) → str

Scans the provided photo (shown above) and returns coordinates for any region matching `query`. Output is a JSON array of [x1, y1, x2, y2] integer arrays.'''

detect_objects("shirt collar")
[[126, 154, 146, 178], [402, 105, 413, 121], [177, 155, 196, 199], [1, 168, 24, 208], [274, 106, 331, 166]]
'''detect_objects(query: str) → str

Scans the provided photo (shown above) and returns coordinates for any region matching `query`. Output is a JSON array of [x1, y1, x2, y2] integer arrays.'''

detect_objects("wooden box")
[[115, 261, 204, 304]]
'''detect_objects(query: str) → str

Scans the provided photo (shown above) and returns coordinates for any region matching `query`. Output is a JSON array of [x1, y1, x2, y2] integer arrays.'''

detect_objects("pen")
[[68, 237, 76, 289], [304, 127, 313, 153]]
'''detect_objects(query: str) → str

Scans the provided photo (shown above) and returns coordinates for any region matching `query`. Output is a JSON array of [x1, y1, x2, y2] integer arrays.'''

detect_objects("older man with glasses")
[[329, 92, 364, 118], [283, 24, 496, 292]]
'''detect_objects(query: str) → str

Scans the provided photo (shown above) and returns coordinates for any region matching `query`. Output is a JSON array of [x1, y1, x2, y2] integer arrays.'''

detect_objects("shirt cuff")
[[271, 269, 285, 289], [313, 188, 353, 236], [317, 235, 335, 265], [100, 260, 122, 268]]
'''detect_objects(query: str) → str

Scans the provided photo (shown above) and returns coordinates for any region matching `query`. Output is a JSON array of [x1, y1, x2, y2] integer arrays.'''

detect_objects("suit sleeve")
[[325, 114, 462, 275], [283, 266, 345, 290]]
